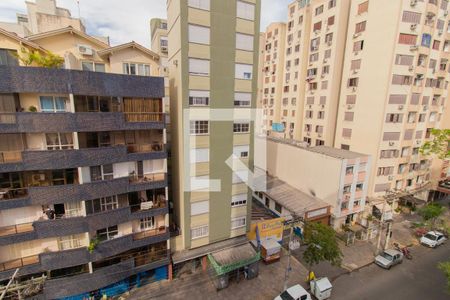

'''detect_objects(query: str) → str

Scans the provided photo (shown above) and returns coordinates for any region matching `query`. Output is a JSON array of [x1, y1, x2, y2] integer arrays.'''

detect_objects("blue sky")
[[0, 0, 290, 47]]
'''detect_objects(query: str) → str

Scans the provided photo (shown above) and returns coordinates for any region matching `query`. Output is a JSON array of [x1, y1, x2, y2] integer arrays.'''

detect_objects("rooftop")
[[253, 173, 330, 217], [308, 146, 367, 160]]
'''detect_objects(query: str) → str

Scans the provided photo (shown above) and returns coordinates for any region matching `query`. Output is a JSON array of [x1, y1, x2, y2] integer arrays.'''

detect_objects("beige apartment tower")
[[167, 0, 261, 260]]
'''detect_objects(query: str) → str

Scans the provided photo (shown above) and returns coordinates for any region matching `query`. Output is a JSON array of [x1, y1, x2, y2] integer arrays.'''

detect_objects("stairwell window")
[[231, 194, 247, 207], [231, 216, 246, 229], [190, 120, 209, 135], [237, 1, 255, 21], [189, 59, 210, 76], [97, 225, 119, 241], [188, 0, 210, 10], [233, 122, 250, 133], [235, 92, 251, 107], [191, 225, 208, 239], [189, 90, 210, 106], [188, 24, 210, 45], [236, 33, 254, 51], [235, 63, 253, 79]]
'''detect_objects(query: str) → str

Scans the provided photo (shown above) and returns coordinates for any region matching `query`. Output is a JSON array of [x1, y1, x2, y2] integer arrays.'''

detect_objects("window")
[[191, 225, 208, 239], [231, 194, 247, 207], [351, 59, 361, 71], [343, 185, 351, 193], [233, 122, 250, 133], [386, 113, 403, 123], [97, 225, 118, 241], [325, 33, 333, 44], [191, 201, 209, 216], [58, 235, 82, 251], [90, 164, 114, 181], [233, 145, 249, 158], [398, 34, 417, 45], [82, 61, 105, 72], [328, 16, 335, 26], [346, 166, 354, 175], [329, 0, 336, 9], [341, 144, 350, 150], [348, 77, 359, 87], [310, 53, 319, 62], [0, 48, 18, 66], [190, 148, 209, 163], [402, 11, 421, 23], [315, 5, 323, 15], [354, 200, 361, 207], [355, 21, 366, 34], [140, 217, 155, 230], [236, 33, 254, 51], [313, 21, 322, 31], [231, 216, 246, 229], [421, 33, 432, 47], [188, 0, 210, 10], [100, 196, 118, 211], [190, 120, 209, 135], [189, 58, 210, 76], [123, 63, 150, 76], [188, 24, 210, 45], [344, 112, 354, 121], [237, 1, 255, 20], [433, 40, 440, 50], [189, 90, 210, 106], [274, 202, 282, 213], [40, 96, 67, 112], [310, 38, 320, 51], [342, 128, 352, 138], [356, 183, 364, 191], [234, 92, 251, 107], [377, 167, 394, 176], [353, 40, 364, 51], [358, 1, 369, 14], [235, 63, 253, 79], [45, 133, 73, 150], [395, 54, 414, 66]]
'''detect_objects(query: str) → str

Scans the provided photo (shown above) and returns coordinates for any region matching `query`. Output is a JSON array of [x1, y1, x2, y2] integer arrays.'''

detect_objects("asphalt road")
[[331, 242, 450, 300]]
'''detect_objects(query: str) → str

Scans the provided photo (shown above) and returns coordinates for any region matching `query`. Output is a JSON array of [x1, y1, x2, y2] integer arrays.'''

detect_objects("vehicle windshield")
[[424, 234, 437, 240], [279, 291, 296, 300], [381, 252, 393, 261]]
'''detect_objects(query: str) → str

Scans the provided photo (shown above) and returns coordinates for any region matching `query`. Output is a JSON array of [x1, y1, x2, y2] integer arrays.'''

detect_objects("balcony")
[[0, 222, 34, 238], [0, 255, 39, 272]]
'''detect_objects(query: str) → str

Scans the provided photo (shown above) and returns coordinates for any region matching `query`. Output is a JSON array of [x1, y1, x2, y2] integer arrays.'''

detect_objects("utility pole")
[[375, 199, 386, 255], [0, 268, 19, 300], [384, 221, 393, 250], [283, 226, 293, 291]]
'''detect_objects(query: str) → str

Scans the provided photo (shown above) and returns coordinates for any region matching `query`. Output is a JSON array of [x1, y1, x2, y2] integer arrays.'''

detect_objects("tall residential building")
[[258, 0, 450, 201], [0, 0, 85, 37], [334, 0, 449, 200], [0, 26, 169, 299], [167, 0, 261, 275], [151, 18, 170, 112]]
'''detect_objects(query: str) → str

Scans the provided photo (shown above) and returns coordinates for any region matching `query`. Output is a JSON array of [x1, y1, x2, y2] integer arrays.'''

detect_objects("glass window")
[[233, 122, 250, 133], [237, 1, 255, 20], [190, 120, 209, 135], [39, 96, 67, 112], [96, 225, 118, 241], [140, 217, 155, 230], [188, 0, 210, 10], [231, 216, 246, 229], [0, 49, 19, 66], [45, 133, 73, 150], [189, 24, 210, 45], [100, 196, 118, 211], [191, 225, 208, 239]]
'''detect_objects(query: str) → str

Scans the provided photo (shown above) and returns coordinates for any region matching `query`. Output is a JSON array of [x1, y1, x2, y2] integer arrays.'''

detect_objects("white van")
[[274, 284, 312, 300]]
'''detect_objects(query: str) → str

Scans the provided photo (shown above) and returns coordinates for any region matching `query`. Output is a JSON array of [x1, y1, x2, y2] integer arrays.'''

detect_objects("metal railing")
[[133, 226, 167, 241], [0, 255, 39, 272], [0, 187, 28, 200], [0, 222, 34, 237], [0, 151, 22, 164], [129, 196, 166, 213], [124, 112, 163, 123], [0, 113, 16, 124], [127, 143, 164, 153]]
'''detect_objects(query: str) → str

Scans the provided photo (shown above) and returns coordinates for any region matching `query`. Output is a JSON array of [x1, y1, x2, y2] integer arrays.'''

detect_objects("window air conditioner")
[[389, 141, 395, 146], [410, 24, 417, 31], [410, 0, 417, 7], [398, 105, 404, 110], [78, 44, 94, 56]]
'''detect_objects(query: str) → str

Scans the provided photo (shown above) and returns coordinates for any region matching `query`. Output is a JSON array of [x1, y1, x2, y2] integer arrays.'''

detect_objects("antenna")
[[76, 0, 81, 19]]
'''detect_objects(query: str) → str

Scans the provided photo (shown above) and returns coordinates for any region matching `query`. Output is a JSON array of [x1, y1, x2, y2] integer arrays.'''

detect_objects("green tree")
[[302, 222, 343, 274], [420, 129, 450, 159], [418, 203, 446, 230], [438, 261, 450, 293], [15, 47, 64, 68]]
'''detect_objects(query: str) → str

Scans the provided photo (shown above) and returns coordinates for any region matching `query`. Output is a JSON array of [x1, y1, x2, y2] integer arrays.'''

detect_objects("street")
[[331, 242, 450, 300]]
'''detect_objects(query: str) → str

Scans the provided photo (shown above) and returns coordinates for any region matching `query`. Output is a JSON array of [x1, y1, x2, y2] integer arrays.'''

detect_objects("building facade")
[[167, 0, 260, 269], [0, 26, 169, 299]]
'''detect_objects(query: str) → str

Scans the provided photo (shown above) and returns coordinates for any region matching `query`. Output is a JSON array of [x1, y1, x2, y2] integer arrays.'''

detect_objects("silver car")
[[374, 249, 403, 269]]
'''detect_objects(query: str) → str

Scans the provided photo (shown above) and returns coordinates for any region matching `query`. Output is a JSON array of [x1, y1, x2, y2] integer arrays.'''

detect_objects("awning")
[[399, 195, 426, 205], [208, 243, 260, 276], [374, 203, 393, 213]]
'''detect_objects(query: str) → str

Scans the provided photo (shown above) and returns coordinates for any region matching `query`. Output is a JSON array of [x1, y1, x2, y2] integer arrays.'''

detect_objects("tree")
[[302, 222, 343, 274], [15, 47, 64, 68], [418, 203, 446, 230], [420, 129, 450, 160], [438, 261, 450, 293]]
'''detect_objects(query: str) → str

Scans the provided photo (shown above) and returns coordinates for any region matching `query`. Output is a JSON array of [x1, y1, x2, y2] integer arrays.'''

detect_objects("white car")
[[274, 284, 312, 300], [420, 231, 447, 248]]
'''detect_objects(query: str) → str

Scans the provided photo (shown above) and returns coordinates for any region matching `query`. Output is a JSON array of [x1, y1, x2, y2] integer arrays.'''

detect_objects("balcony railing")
[[133, 226, 167, 241], [0, 187, 28, 201], [0, 255, 39, 272], [0, 113, 16, 124], [0, 151, 22, 164], [129, 173, 165, 184], [127, 143, 164, 153], [0, 222, 34, 237], [130, 196, 166, 213], [124, 112, 163, 123]]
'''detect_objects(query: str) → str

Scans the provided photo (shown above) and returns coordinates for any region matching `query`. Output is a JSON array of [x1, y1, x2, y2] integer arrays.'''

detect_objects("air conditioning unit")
[[352, 69, 359, 74], [423, 105, 428, 111], [347, 104, 354, 109], [398, 105, 404, 110], [314, 30, 321, 35], [353, 33, 361, 39], [388, 175, 394, 181], [410, 0, 417, 7], [321, 104, 325, 109], [286, 80, 290, 84], [354, 51, 359, 55], [323, 59, 328, 63], [389, 141, 395, 146], [410, 45, 419, 51], [409, 65, 414, 71], [309, 105, 313, 109], [327, 41, 332, 46], [318, 133, 323, 137], [307, 132, 311, 136], [321, 74, 326, 78], [352, 86, 357, 92], [161, 46, 168, 52], [312, 46, 319, 51], [78, 44, 94, 56], [438, 29, 443, 36], [416, 140, 422, 145], [410, 24, 417, 31]]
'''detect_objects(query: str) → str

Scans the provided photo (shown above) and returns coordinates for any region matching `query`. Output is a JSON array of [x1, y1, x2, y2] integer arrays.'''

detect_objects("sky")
[[0, 0, 291, 47]]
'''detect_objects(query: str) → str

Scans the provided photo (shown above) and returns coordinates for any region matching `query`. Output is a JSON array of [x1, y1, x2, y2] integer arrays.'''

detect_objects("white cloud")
[[0, 0, 290, 48]]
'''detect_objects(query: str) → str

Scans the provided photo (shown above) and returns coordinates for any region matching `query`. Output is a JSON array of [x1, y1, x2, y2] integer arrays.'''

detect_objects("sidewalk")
[[339, 240, 376, 272], [127, 250, 309, 300]]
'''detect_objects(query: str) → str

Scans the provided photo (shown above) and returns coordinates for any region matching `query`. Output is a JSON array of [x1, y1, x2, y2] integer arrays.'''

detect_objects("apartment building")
[[151, 18, 170, 113], [0, 26, 170, 299], [334, 0, 450, 200], [167, 0, 261, 276], [260, 0, 350, 144], [255, 137, 371, 229]]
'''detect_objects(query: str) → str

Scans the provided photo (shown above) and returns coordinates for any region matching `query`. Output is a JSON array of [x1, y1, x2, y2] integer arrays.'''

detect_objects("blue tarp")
[[272, 123, 285, 132]]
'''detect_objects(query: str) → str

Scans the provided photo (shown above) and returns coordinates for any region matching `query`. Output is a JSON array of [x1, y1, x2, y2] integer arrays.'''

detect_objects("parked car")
[[274, 284, 312, 300], [374, 249, 403, 269], [420, 231, 447, 248]]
